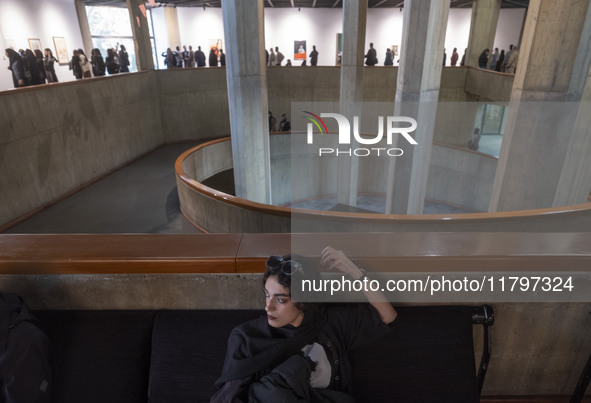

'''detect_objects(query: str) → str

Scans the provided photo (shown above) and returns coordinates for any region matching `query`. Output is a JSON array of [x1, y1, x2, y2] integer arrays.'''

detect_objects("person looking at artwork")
[[91, 49, 105, 77], [5, 49, 27, 88], [478, 49, 489, 69], [384, 48, 393, 66], [275, 47, 284, 66], [219, 49, 226, 67], [43, 48, 59, 83], [118, 45, 130, 72], [69, 50, 83, 80], [268, 111, 277, 133], [364, 43, 377, 66], [24, 49, 43, 85], [211, 247, 397, 402], [450, 47, 459, 66], [34, 49, 46, 83], [268, 48, 276, 66], [209, 48, 218, 67], [188, 45, 195, 68], [309, 45, 318, 66], [78, 49, 92, 79], [195, 46, 207, 67], [105, 48, 120, 75]]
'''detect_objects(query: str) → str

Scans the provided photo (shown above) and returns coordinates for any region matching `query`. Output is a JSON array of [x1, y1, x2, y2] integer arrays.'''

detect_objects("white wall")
[[0, 0, 85, 90], [1, 2, 525, 83], [493, 8, 526, 52]]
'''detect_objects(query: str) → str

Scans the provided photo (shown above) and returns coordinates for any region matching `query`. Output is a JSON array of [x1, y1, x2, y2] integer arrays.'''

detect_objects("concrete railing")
[[176, 135, 591, 233]]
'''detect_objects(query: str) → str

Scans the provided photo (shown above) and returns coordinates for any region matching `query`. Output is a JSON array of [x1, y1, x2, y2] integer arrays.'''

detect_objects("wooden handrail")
[[1, 233, 589, 275], [175, 137, 591, 222]]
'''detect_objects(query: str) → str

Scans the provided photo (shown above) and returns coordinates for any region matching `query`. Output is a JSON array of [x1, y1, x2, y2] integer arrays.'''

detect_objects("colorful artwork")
[[294, 40, 306, 60], [53, 37, 69, 65], [209, 38, 223, 60]]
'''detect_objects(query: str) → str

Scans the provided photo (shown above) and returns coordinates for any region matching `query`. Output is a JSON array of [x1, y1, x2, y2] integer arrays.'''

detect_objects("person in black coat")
[[495, 50, 505, 72], [219, 49, 226, 66], [5, 49, 27, 88], [69, 50, 83, 79], [24, 49, 44, 85], [91, 48, 106, 77], [195, 46, 206, 67], [105, 48, 119, 75], [118, 45, 130, 72], [478, 49, 490, 69], [34, 49, 46, 83], [309, 45, 318, 66], [209, 48, 218, 67]]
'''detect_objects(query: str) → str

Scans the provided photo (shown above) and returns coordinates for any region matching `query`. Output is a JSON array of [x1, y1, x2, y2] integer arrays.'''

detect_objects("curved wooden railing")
[[175, 136, 591, 233], [1, 232, 589, 275]]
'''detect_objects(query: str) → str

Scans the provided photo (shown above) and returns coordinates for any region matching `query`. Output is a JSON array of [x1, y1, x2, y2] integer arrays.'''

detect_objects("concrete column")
[[74, 0, 93, 55], [164, 7, 181, 50], [466, 0, 501, 68], [126, 0, 154, 71], [553, 2, 591, 206], [385, 0, 450, 214], [336, 0, 367, 207], [221, 0, 271, 204], [489, 0, 591, 212]]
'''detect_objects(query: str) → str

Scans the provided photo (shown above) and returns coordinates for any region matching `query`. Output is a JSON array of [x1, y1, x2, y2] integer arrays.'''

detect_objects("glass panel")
[[86, 6, 132, 37], [91, 37, 137, 73], [482, 104, 505, 135]]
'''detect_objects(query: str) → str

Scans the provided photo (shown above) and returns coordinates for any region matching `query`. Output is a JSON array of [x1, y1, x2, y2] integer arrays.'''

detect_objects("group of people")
[[5, 47, 58, 88], [478, 44, 519, 73], [69, 44, 130, 80], [163, 45, 225, 68], [268, 111, 291, 133]]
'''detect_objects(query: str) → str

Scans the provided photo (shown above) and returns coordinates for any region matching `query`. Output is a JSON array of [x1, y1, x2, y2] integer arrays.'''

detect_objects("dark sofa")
[[34, 305, 493, 403]]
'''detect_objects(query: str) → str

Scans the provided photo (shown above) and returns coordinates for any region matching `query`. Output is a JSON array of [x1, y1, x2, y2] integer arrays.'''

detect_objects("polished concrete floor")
[[7, 137, 502, 234]]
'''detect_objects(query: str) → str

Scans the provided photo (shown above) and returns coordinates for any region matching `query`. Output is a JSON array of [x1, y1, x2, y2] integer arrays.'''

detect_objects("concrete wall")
[[0, 73, 163, 228]]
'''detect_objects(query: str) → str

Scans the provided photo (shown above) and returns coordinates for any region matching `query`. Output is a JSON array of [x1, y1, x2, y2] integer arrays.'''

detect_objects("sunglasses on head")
[[266, 255, 303, 275]]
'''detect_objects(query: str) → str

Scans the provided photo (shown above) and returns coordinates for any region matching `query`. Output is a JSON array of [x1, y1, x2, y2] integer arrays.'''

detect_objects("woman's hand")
[[320, 246, 363, 279]]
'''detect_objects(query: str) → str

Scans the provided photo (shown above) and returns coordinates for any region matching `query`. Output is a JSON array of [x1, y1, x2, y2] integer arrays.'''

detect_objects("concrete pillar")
[[553, 2, 591, 206], [221, 0, 271, 204], [466, 0, 501, 68], [74, 0, 93, 55], [336, 0, 367, 207], [385, 0, 450, 214], [126, 0, 154, 71], [489, 0, 591, 212], [164, 7, 181, 50]]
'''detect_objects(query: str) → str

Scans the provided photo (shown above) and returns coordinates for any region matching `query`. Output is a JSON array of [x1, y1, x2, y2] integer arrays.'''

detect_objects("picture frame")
[[53, 36, 69, 65], [28, 38, 42, 52], [294, 40, 306, 60]]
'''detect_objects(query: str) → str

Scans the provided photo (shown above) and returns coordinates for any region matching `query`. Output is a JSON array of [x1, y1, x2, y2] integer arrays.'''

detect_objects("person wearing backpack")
[[0, 293, 51, 403]]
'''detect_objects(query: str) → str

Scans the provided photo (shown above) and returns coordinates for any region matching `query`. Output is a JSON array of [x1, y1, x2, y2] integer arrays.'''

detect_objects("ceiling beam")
[[290, 0, 294, 7], [332, 0, 341, 7], [374, 0, 388, 7], [266, 0, 274, 7], [312, 0, 317, 7]]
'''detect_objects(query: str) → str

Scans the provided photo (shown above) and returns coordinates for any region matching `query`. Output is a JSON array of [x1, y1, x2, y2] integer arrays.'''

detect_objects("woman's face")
[[264, 275, 303, 328]]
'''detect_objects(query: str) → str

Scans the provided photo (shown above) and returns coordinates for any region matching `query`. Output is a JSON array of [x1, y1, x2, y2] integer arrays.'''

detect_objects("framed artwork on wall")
[[53, 37, 69, 65], [28, 38, 42, 52], [208, 38, 223, 61], [294, 40, 306, 60]]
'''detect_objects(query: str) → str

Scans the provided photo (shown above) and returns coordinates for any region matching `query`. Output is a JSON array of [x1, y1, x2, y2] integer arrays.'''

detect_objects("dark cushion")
[[148, 310, 262, 403], [34, 310, 155, 403], [350, 306, 479, 403]]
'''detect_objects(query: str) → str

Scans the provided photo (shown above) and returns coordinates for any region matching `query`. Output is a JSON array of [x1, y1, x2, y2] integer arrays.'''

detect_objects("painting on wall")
[[294, 40, 306, 60], [28, 38, 42, 52], [208, 38, 223, 61], [53, 37, 69, 65], [392, 45, 398, 56]]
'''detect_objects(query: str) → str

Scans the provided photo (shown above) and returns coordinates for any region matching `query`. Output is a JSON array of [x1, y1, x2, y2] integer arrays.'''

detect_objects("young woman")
[[212, 247, 397, 402], [5, 49, 27, 88], [43, 48, 58, 83]]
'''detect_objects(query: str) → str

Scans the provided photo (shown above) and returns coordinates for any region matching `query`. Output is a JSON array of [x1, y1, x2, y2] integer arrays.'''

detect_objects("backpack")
[[0, 293, 51, 403]]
